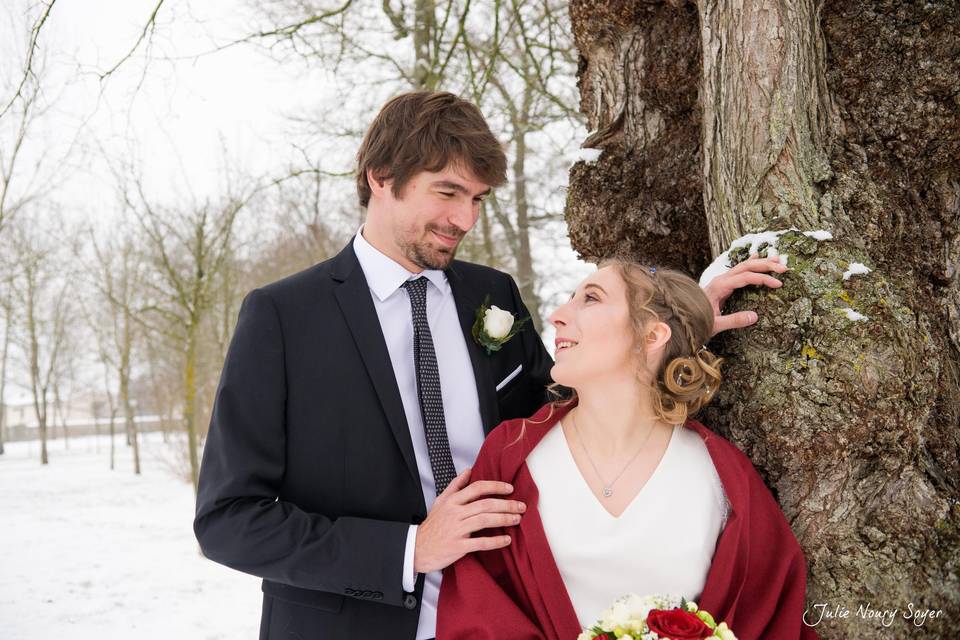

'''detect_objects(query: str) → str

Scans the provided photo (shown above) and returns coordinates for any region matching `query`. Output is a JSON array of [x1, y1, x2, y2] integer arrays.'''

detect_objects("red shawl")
[[437, 401, 818, 640]]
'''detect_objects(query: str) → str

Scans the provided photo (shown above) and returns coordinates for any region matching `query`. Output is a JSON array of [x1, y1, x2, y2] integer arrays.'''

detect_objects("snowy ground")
[[0, 433, 261, 639]]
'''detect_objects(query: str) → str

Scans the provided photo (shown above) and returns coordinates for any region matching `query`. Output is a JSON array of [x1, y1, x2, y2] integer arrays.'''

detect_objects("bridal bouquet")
[[578, 594, 737, 640]]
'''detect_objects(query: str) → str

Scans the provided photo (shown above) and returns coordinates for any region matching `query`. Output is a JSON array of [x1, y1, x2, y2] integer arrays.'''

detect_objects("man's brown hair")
[[355, 91, 507, 208]]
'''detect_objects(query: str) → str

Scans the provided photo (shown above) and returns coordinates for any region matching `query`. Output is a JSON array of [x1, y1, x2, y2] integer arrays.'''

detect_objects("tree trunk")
[[0, 314, 9, 456], [120, 308, 140, 474], [184, 321, 200, 492], [413, 0, 437, 89], [511, 85, 543, 333], [567, 1, 960, 638], [39, 417, 47, 465], [109, 411, 116, 471], [53, 382, 68, 450]]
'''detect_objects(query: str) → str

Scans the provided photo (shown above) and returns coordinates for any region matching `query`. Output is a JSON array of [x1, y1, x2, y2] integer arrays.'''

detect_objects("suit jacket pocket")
[[495, 364, 523, 394], [262, 579, 345, 613]]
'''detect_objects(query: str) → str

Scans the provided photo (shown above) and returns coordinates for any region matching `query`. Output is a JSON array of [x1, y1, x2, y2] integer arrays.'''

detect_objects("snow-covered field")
[[0, 433, 261, 639]]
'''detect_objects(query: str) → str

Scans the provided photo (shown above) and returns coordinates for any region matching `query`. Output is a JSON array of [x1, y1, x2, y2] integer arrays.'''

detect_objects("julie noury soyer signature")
[[803, 602, 943, 628]]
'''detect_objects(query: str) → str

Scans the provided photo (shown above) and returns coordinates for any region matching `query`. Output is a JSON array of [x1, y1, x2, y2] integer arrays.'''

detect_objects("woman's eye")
[[585, 293, 598, 302]]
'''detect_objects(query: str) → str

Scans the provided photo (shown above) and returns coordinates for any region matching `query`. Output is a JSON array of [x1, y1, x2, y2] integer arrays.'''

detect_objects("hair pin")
[[649, 267, 657, 275]]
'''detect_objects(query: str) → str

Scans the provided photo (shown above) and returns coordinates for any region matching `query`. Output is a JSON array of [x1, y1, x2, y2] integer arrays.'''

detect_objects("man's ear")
[[366, 168, 390, 197], [645, 321, 672, 351]]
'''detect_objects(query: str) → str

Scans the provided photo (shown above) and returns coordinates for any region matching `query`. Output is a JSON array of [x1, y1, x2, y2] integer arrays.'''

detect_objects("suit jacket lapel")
[[330, 242, 420, 487], [447, 264, 500, 434]]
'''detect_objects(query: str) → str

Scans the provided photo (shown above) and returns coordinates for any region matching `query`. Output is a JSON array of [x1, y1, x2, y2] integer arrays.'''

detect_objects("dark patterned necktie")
[[402, 277, 457, 494]]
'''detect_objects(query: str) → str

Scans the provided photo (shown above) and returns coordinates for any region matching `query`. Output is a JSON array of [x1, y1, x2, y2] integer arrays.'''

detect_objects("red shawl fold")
[[437, 401, 818, 640]]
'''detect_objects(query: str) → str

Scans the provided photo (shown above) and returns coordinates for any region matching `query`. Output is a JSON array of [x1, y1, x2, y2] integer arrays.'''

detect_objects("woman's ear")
[[645, 321, 672, 351]]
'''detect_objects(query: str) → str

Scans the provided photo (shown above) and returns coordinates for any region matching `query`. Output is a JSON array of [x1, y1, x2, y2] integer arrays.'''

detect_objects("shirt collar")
[[353, 226, 448, 302]]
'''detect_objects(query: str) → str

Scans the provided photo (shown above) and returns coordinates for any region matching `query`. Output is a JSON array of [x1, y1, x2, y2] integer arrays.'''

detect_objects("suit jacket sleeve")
[[193, 288, 410, 606]]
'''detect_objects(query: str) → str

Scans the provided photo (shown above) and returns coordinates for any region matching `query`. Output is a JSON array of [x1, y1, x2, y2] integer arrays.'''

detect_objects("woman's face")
[[548, 265, 639, 389]]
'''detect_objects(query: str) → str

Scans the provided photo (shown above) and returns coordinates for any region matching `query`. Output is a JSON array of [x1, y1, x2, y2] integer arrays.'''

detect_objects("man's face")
[[373, 164, 491, 271]]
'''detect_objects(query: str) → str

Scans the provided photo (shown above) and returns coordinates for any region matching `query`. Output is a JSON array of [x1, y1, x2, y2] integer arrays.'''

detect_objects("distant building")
[[1, 391, 166, 442]]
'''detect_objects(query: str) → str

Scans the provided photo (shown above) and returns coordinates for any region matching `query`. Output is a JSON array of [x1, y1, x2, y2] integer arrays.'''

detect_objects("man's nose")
[[448, 199, 478, 232]]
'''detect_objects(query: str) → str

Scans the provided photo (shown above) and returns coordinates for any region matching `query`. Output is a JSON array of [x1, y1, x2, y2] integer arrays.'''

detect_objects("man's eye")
[[438, 191, 455, 198]]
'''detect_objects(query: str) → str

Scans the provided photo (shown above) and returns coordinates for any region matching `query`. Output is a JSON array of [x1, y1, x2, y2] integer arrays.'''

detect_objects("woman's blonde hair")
[[549, 259, 723, 425]]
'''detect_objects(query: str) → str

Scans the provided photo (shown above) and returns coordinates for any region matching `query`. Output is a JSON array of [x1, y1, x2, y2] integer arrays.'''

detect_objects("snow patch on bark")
[[576, 148, 603, 164], [843, 262, 872, 280], [840, 307, 869, 321], [699, 228, 834, 288]]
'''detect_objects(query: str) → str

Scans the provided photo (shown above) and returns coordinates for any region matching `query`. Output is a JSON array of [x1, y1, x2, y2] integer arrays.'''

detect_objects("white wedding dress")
[[526, 421, 729, 628]]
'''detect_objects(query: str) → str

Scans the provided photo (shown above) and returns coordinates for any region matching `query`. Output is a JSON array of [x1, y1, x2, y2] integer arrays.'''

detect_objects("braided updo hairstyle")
[[602, 258, 723, 424]]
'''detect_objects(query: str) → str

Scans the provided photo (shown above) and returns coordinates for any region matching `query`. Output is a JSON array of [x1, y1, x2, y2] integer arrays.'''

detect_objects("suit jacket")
[[194, 240, 553, 639]]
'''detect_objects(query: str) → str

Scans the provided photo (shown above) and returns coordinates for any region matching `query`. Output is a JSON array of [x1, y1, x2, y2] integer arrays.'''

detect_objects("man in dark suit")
[[194, 91, 788, 639], [195, 91, 552, 639]]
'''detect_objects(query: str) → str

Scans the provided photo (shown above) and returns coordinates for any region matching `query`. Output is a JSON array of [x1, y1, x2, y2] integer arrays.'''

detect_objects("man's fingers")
[[462, 512, 522, 533], [465, 534, 512, 553], [452, 479, 515, 505], [712, 310, 759, 336], [462, 498, 526, 519]]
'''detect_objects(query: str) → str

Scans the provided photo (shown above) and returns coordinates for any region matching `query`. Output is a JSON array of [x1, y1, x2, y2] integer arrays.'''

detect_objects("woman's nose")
[[549, 302, 569, 328]]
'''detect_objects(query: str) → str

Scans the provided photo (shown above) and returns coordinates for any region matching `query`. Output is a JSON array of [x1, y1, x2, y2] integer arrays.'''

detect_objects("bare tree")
[[85, 229, 148, 474], [118, 172, 251, 492], [8, 218, 73, 465], [0, 47, 46, 237], [0, 0, 56, 123], [566, 1, 960, 638], [95, 342, 120, 471]]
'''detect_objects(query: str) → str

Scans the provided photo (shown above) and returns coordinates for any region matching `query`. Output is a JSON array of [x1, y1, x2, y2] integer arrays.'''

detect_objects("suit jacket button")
[[403, 594, 418, 610]]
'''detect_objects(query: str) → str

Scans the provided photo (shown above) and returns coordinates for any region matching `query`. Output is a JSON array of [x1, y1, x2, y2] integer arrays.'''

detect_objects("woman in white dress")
[[437, 260, 816, 640]]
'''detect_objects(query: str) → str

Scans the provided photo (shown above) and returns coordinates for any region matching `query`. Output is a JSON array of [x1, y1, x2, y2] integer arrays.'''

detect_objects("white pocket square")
[[495, 364, 523, 392]]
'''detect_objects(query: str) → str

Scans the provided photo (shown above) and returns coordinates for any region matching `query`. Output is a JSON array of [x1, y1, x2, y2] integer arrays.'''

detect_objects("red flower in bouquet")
[[646, 607, 713, 639]]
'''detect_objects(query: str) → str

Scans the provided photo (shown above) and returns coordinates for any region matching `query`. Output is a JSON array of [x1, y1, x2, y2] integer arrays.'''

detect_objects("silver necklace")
[[569, 410, 657, 498]]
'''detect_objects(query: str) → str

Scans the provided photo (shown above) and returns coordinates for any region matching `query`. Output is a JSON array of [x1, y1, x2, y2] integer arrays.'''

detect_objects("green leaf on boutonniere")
[[471, 295, 530, 355]]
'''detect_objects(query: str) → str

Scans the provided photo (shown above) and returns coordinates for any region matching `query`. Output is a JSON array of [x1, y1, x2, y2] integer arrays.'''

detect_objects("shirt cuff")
[[402, 524, 418, 593]]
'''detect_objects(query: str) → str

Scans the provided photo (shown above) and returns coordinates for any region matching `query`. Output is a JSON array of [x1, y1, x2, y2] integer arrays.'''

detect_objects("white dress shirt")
[[352, 228, 485, 640], [527, 421, 729, 628]]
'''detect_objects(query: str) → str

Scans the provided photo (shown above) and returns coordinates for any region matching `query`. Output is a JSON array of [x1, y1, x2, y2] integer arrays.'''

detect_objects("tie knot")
[[402, 277, 428, 299]]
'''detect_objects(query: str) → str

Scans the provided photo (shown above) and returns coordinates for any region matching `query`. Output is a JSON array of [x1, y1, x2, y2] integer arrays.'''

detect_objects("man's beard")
[[402, 224, 463, 270]]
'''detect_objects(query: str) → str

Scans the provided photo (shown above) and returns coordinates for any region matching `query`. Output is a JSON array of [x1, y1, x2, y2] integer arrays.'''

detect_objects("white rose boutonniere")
[[472, 296, 529, 355]]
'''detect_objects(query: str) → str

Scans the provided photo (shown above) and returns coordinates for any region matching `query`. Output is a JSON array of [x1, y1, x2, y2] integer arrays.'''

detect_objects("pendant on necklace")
[[602, 487, 613, 498]]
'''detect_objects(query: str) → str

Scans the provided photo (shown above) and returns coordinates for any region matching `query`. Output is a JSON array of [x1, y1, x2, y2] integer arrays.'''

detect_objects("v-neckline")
[[556, 420, 679, 520]]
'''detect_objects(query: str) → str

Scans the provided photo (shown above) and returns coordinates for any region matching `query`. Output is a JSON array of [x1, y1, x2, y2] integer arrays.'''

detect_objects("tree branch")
[[0, 0, 56, 121]]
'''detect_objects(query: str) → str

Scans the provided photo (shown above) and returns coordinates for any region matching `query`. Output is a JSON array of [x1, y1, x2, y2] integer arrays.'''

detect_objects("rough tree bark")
[[566, 1, 959, 638]]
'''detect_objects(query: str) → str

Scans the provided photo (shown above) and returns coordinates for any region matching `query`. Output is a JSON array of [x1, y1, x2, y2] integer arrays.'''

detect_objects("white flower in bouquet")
[[582, 593, 737, 640]]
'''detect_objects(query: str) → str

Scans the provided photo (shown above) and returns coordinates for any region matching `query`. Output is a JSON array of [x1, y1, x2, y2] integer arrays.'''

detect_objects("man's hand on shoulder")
[[413, 468, 525, 574], [704, 253, 788, 336]]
